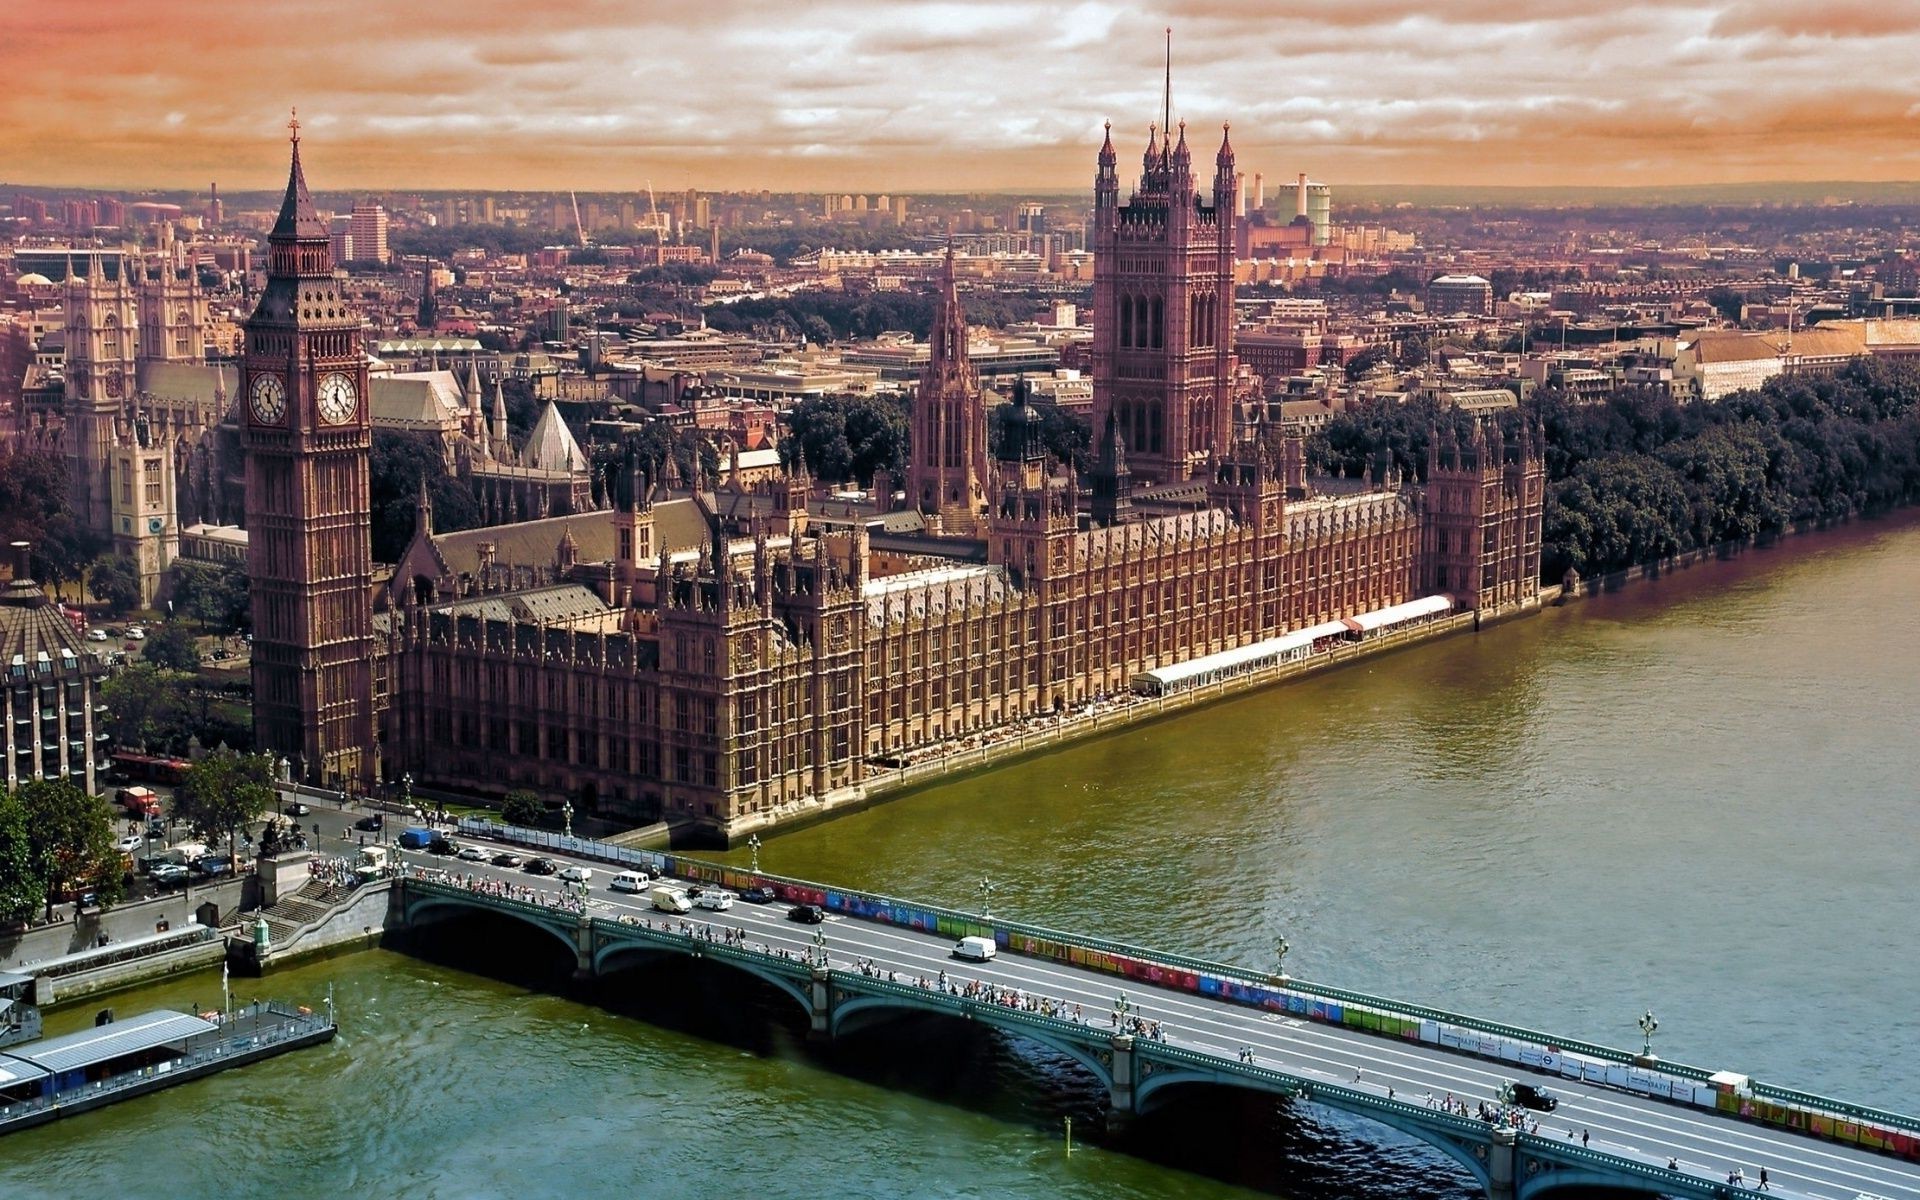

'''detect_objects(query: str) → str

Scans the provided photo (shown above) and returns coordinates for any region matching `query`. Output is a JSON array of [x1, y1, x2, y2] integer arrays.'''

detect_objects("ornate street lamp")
[[978, 875, 994, 922], [812, 927, 827, 969], [747, 833, 761, 875], [1638, 1009, 1660, 1059], [562, 797, 574, 840], [1275, 936, 1291, 982]]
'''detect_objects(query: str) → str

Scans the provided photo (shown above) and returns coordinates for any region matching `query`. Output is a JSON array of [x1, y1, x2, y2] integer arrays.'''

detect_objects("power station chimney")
[[1296, 172, 1309, 219], [1251, 172, 1264, 213], [1234, 172, 1247, 217]]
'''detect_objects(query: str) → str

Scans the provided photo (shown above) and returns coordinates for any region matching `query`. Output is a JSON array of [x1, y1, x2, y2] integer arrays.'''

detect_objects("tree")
[[0, 789, 38, 922], [368, 430, 482, 562], [784, 394, 909, 485], [18, 778, 123, 918], [90, 554, 144, 613], [175, 750, 276, 866], [170, 560, 250, 631], [502, 789, 544, 828], [99, 663, 189, 752], [1344, 345, 1391, 381], [143, 623, 201, 672]]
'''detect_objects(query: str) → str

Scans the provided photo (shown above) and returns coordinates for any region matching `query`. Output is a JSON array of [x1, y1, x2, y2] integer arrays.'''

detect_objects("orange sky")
[[6, 1, 1920, 193]]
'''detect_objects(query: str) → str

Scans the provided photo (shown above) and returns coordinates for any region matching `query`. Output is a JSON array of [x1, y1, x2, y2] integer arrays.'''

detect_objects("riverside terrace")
[[384, 856, 1920, 1200]]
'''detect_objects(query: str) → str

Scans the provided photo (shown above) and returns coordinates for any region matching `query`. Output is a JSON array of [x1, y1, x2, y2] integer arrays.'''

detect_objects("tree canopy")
[[143, 623, 201, 672], [175, 750, 276, 864], [783, 394, 909, 485], [90, 555, 144, 614], [170, 559, 249, 631], [368, 430, 482, 563], [15, 779, 123, 917]]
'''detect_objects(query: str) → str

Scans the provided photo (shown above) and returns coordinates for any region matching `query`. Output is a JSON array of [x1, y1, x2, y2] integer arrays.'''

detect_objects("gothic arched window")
[[1150, 298, 1164, 349], [1119, 294, 1134, 349], [102, 314, 121, 360]]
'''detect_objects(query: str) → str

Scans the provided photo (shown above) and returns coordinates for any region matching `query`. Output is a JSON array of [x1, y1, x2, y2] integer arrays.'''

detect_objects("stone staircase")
[[241, 878, 360, 948]]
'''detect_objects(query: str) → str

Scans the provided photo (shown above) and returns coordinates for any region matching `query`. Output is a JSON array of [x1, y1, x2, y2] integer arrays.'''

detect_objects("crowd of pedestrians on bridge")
[[414, 868, 587, 916]]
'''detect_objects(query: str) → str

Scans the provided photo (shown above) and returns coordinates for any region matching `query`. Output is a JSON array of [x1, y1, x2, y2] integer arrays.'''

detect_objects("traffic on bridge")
[[376, 820, 1920, 1200]]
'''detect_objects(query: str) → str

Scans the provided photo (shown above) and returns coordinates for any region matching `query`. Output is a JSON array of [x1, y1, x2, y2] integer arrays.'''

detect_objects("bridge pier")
[[1487, 1128, 1516, 1200], [808, 968, 831, 1043], [1107, 1034, 1136, 1132], [572, 915, 595, 983]]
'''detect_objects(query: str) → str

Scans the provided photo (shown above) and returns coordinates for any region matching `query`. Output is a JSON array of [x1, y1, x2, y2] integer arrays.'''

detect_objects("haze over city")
[[8, 0, 1920, 191]]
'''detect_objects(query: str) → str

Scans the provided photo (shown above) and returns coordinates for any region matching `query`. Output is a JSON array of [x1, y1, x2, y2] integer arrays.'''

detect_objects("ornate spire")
[[1217, 121, 1234, 167], [270, 108, 327, 241], [1098, 120, 1116, 167]]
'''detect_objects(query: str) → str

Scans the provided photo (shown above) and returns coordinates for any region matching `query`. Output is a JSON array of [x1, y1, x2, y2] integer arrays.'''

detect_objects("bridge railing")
[[833, 973, 1102, 1050], [1518, 1134, 1728, 1200]]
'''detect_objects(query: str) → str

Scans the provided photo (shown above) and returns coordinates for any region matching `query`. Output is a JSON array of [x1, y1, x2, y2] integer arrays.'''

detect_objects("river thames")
[[6, 514, 1917, 1199]]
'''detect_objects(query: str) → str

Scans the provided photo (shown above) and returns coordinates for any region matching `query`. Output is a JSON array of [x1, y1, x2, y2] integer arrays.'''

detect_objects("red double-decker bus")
[[110, 751, 192, 785]]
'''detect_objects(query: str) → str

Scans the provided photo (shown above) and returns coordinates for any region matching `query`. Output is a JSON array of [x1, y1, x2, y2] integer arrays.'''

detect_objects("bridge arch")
[[830, 992, 1113, 1093], [593, 940, 813, 1017], [403, 894, 581, 963], [1518, 1166, 1673, 1200], [1133, 1070, 1493, 1194]]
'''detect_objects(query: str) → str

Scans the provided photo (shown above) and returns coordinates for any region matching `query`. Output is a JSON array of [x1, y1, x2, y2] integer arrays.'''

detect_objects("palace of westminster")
[[57, 113, 1546, 843]]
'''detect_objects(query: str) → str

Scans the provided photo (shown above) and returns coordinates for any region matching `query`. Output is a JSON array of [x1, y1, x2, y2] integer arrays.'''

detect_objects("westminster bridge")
[[386, 853, 1920, 1200]]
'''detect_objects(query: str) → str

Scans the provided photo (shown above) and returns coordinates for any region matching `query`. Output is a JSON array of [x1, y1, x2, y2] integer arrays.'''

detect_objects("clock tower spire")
[[242, 119, 377, 788]]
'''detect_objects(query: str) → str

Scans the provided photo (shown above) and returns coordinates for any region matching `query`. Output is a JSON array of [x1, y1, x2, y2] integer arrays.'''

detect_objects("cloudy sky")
[[6, 1, 1920, 194]]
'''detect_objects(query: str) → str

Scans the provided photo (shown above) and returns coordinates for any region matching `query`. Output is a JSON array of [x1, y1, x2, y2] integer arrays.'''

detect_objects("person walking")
[[1581, 1129, 1589, 1148], [1758, 1166, 1769, 1190]]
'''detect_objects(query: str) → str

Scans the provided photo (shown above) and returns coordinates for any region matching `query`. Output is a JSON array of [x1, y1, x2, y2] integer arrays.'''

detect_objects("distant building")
[[1428, 275, 1494, 317], [348, 202, 390, 265]]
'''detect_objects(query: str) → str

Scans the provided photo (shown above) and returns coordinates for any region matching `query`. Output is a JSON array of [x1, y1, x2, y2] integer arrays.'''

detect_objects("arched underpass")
[[1123, 1079, 1491, 1200]]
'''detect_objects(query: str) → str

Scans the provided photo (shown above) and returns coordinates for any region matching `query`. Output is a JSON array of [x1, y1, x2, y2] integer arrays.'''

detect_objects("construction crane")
[[569, 190, 587, 248], [645, 180, 667, 253]]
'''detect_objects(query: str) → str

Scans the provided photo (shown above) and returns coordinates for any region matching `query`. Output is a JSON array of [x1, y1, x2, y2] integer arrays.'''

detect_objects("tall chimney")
[[1234, 172, 1247, 218], [1296, 173, 1309, 219], [1252, 172, 1264, 213]]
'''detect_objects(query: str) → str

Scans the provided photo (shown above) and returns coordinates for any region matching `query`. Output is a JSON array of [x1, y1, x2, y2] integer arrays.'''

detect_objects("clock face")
[[316, 372, 358, 425], [147, 517, 164, 534], [250, 373, 287, 423]]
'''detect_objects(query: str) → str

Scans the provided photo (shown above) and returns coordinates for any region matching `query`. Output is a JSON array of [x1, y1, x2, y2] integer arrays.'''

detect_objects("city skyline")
[[6, 2, 1920, 193]]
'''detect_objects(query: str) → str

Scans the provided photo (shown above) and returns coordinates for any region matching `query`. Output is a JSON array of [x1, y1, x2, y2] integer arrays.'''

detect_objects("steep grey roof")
[[431, 583, 610, 625], [524, 401, 586, 472]]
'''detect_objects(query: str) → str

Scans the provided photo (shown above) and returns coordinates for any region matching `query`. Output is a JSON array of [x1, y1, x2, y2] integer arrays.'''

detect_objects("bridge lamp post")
[[1637, 1009, 1659, 1061], [1114, 993, 1132, 1026], [1275, 936, 1290, 984], [747, 834, 761, 876], [812, 927, 827, 969], [978, 876, 994, 923]]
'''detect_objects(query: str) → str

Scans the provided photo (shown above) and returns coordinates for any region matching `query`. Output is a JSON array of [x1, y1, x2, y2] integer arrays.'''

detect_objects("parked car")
[[786, 903, 825, 925], [557, 865, 592, 884], [523, 857, 558, 876], [456, 845, 488, 862], [1509, 1083, 1559, 1112], [86, 629, 109, 642], [353, 814, 384, 832], [148, 862, 189, 887], [490, 852, 523, 869], [428, 836, 456, 856], [115, 834, 145, 854], [741, 886, 777, 904], [125, 626, 146, 640]]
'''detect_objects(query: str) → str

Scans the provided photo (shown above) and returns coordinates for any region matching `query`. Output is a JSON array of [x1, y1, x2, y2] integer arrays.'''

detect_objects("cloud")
[[1, 1, 1918, 191]]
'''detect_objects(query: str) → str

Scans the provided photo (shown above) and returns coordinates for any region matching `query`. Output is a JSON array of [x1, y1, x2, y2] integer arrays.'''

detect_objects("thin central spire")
[[1162, 27, 1172, 145]]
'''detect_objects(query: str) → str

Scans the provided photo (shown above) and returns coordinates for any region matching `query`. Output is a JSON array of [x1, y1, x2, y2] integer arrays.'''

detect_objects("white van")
[[164, 841, 213, 867], [696, 889, 735, 911], [610, 870, 650, 894], [650, 885, 692, 914], [953, 935, 997, 962]]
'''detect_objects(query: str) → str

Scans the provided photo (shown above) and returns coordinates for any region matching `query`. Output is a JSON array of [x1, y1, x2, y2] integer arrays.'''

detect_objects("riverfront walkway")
[[392, 841, 1920, 1200]]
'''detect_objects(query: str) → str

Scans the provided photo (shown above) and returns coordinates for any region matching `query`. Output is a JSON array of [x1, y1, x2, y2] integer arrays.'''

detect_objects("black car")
[[490, 852, 523, 868], [786, 903, 825, 924], [427, 836, 456, 856], [353, 814, 384, 832], [741, 886, 777, 904], [286, 802, 312, 817], [524, 857, 558, 876], [1510, 1083, 1559, 1112]]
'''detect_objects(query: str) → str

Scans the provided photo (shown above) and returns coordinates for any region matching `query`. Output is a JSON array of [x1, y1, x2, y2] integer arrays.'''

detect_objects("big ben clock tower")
[[243, 116, 376, 788]]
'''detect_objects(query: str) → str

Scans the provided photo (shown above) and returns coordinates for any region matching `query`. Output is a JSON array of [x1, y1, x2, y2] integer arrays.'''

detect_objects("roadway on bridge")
[[405, 849, 1920, 1200]]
